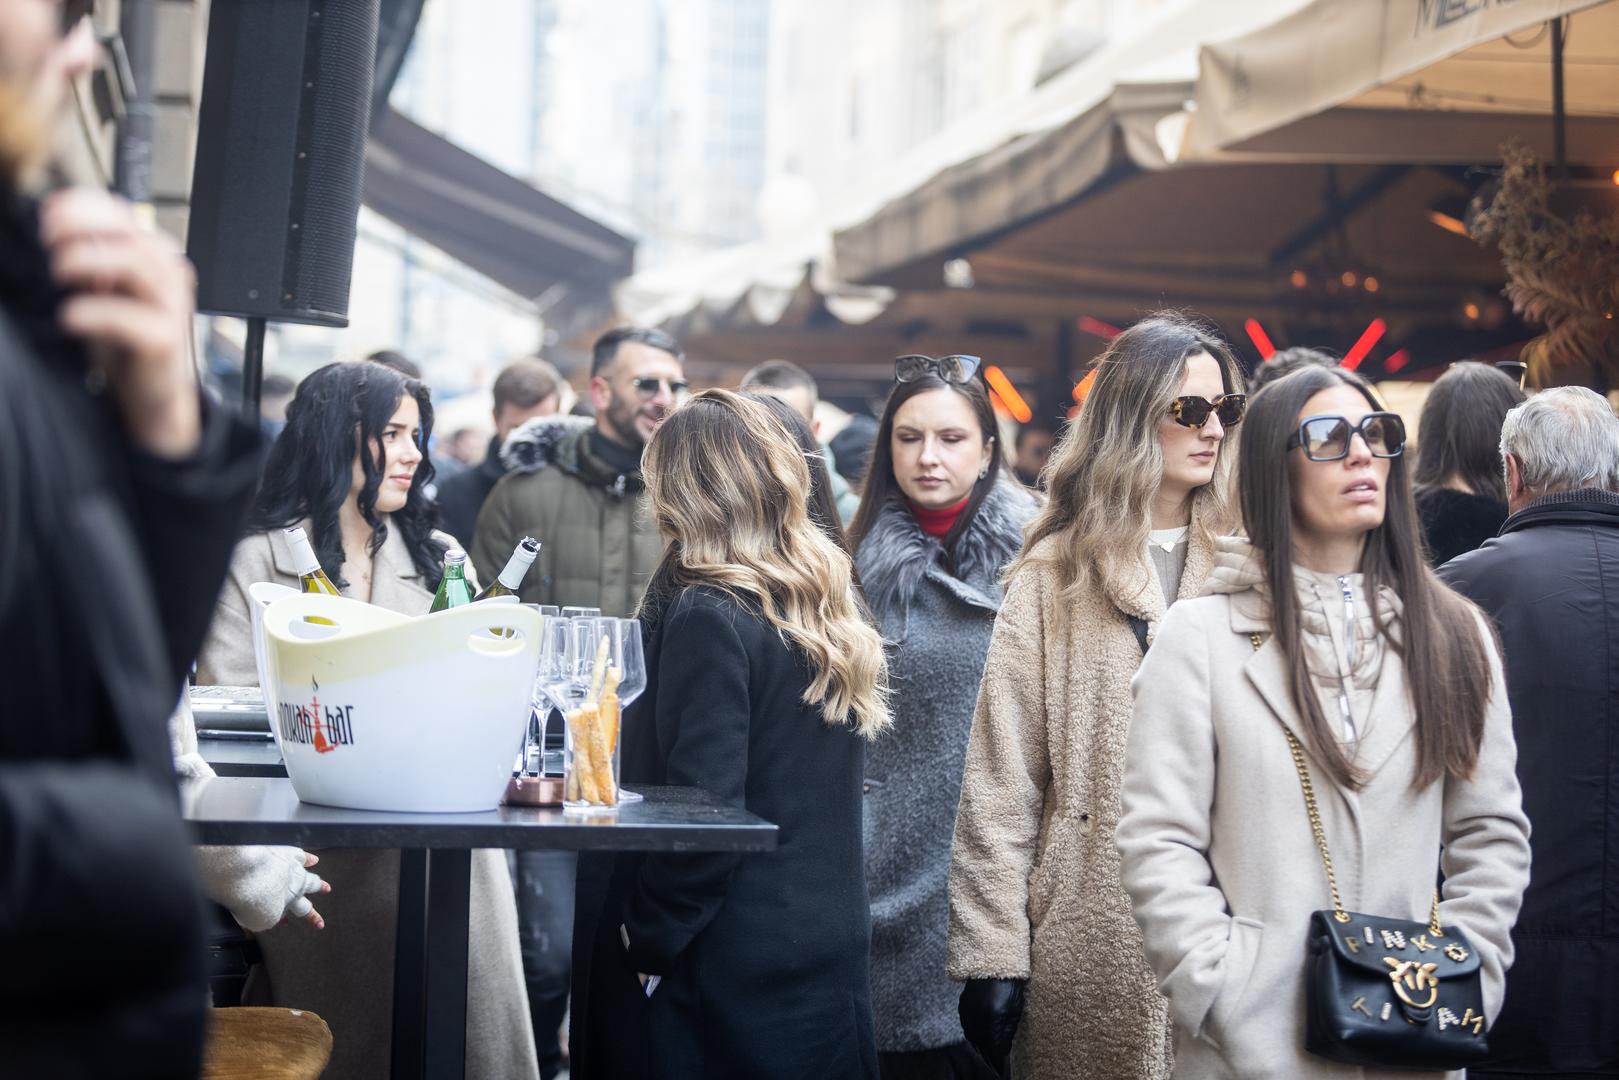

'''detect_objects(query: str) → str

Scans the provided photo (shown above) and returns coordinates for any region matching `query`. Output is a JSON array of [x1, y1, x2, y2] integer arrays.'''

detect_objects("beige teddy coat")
[[947, 521, 1218, 1079]]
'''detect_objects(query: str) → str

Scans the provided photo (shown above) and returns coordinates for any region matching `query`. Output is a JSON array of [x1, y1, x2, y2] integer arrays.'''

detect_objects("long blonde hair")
[[1014, 312, 1241, 605], [642, 389, 891, 737]]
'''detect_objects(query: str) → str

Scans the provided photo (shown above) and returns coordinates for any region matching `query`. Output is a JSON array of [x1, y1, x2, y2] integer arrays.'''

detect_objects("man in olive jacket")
[[471, 326, 682, 618], [470, 326, 681, 1079]]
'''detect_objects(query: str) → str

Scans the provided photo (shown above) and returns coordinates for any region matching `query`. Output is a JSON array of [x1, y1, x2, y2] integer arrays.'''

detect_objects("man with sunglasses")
[[0, 1, 260, 1073], [471, 326, 682, 1077], [474, 326, 683, 618]]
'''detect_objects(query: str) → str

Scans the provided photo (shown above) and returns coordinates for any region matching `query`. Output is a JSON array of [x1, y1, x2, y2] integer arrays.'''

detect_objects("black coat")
[[0, 197, 259, 1076], [1416, 485, 1508, 567], [571, 585, 879, 1080], [1440, 488, 1619, 1075], [435, 435, 505, 551]]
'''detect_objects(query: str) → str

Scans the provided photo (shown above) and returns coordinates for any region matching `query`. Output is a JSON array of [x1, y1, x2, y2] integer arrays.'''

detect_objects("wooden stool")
[[202, 1007, 332, 1080]]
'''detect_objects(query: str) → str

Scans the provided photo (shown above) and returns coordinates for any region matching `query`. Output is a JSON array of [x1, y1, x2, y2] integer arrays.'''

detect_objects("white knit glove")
[[196, 844, 326, 932]]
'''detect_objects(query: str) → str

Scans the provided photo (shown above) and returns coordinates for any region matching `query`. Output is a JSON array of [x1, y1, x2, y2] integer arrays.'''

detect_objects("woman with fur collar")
[[947, 315, 1246, 1078], [847, 355, 1038, 1079]]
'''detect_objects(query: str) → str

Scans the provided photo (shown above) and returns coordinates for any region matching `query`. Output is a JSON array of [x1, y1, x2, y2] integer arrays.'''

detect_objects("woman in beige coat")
[[948, 314, 1246, 1077], [1116, 366, 1530, 1079], [196, 361, 538, 1080]]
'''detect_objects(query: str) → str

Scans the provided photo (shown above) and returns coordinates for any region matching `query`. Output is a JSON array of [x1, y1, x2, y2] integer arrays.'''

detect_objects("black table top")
[[182, 776, 779, 853]]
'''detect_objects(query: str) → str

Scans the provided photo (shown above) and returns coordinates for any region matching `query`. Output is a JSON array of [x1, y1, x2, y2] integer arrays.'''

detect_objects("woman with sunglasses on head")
[[845, 353, 1038, 1080], [195, 360, 540, 1080], [570, 390, 890, 1079], [1116, 366, 1529, 1078], [947, 314, 1242, 1079]]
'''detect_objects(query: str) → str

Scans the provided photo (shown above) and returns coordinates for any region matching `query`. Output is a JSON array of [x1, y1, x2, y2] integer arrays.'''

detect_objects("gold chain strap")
[[1248, 632, 1442, 937]]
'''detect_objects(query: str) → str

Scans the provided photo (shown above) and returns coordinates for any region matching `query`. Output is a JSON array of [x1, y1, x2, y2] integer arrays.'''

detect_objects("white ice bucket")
[[260, 594, 544, 812]]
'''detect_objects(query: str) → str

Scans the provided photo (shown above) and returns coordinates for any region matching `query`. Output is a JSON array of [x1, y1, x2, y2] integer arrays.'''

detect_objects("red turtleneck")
[[908, 495, 970, 539]]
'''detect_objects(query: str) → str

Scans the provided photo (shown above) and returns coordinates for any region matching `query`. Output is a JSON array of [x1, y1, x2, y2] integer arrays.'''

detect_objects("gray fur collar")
[[500, 415, 593, 475], [856, 480, 1037, 633]]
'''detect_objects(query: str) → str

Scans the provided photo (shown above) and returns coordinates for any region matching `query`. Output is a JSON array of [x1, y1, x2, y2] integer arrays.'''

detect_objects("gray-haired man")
[[1440, 386, 1619, 1077]]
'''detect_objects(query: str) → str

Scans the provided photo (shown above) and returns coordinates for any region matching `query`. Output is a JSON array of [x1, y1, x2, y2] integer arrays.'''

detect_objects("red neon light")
[[1077, 315, 1122, 340], [1384, 348, 1410, 374], [1072, 369, 1098, 405], [1340, 318, 1387, 371], [1244, 319, 1276, 359], [984, 366, 1033, 423]]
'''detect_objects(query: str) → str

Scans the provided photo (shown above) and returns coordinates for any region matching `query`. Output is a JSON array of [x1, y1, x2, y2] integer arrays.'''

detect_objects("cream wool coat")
[[947, 519, 1219, 1079], [1115, 538, 1531, 1080], [195, 522, 539, 1080]]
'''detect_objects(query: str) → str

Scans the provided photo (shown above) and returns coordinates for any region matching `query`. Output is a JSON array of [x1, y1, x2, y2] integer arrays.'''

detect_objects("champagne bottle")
[[475, 536, 541, 601], [285, 527, 340, 596], [429, 549, 476, 613], [285, 527, 340, 624]]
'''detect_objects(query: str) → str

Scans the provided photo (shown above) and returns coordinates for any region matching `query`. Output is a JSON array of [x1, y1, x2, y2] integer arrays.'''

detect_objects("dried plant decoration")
[[1469, 143, 1619, 390]]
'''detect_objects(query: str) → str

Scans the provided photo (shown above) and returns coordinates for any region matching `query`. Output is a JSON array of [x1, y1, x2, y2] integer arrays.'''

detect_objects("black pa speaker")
[[186, 0, 381, 327]]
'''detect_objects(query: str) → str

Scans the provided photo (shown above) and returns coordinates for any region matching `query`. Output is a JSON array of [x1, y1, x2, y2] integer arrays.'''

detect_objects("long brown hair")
[[847, 371, 1004, 563], [1013, 312, 1241, 604], [642, 390, 890, 737], [1241, 366, 1494, 790]]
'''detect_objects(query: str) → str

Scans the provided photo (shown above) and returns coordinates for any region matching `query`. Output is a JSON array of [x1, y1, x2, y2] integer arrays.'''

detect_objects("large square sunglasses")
[[1287, 412, 1406, 461], [895, 354, 982, 384], [1169, 393, 1246, 429]]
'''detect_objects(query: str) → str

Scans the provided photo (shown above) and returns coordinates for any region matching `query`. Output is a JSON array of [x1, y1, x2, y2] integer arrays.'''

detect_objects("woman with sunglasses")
[[846, 353, 1037, 1079], [947, 314, 1242, 1078], [1116, 366, 1529, 1078]]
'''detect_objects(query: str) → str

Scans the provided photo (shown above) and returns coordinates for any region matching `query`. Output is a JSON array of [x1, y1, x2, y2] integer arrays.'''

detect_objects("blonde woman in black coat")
[[572, 390, 891, 1080]]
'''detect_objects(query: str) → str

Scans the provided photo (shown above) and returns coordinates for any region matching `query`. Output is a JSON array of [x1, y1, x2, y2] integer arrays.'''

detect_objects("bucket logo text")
[[277, 677, 356, 753]]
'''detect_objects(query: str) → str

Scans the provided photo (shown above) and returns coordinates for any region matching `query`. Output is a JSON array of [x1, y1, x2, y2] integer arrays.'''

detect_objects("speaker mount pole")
[[242, 317, 266, 420]]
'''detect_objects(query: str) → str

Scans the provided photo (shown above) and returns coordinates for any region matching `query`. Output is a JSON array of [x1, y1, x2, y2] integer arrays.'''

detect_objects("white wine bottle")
[[475, 536, 541, 601], [429, 549, 476, 613], [284, 526, 340, 624]]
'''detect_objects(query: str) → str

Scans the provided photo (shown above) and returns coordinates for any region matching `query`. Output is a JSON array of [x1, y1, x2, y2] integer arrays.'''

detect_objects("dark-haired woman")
[[1116, 366, 1530, 1078], [845, 355, 1036, 1079], [196, 360, 538, 1080], [948, 314, 1241, 1078], [1413, 361, 1526, 566]]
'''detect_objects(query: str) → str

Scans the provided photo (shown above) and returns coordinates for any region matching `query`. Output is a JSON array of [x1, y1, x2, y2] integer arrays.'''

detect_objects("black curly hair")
[[248, 361, 447, 588]]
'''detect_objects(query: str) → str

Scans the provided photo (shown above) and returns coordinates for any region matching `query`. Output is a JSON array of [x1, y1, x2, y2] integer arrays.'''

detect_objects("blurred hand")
[[40, 188, 202, 459], [278, 851, 331, 930], [959, 977, 1026, 1077]]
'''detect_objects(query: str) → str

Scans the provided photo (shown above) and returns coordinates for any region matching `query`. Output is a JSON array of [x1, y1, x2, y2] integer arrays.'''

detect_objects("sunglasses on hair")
[[894, 354, 982, 384], [631, 376, 690, 398], [1287, 412, 1406, 461], [1169, 394, 1247, 429]]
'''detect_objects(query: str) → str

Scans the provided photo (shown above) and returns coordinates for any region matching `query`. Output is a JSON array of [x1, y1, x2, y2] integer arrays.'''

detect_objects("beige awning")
[[1176, 0, 1619, 162], [832, 0, 1310, 285]]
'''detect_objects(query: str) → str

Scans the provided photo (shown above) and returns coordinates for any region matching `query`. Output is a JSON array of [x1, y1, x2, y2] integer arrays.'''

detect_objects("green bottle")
[[429, 549, 477, 613]]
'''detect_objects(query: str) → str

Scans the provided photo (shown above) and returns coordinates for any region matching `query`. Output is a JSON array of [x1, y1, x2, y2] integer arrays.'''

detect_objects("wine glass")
[[609, 619, 647, 802], [560, 605, 601, 620], [515, 606, 563, 775]]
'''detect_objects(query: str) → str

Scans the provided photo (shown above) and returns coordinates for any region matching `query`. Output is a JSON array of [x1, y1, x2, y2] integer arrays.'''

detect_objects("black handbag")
[[1259, 633, 1493, 1069]]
